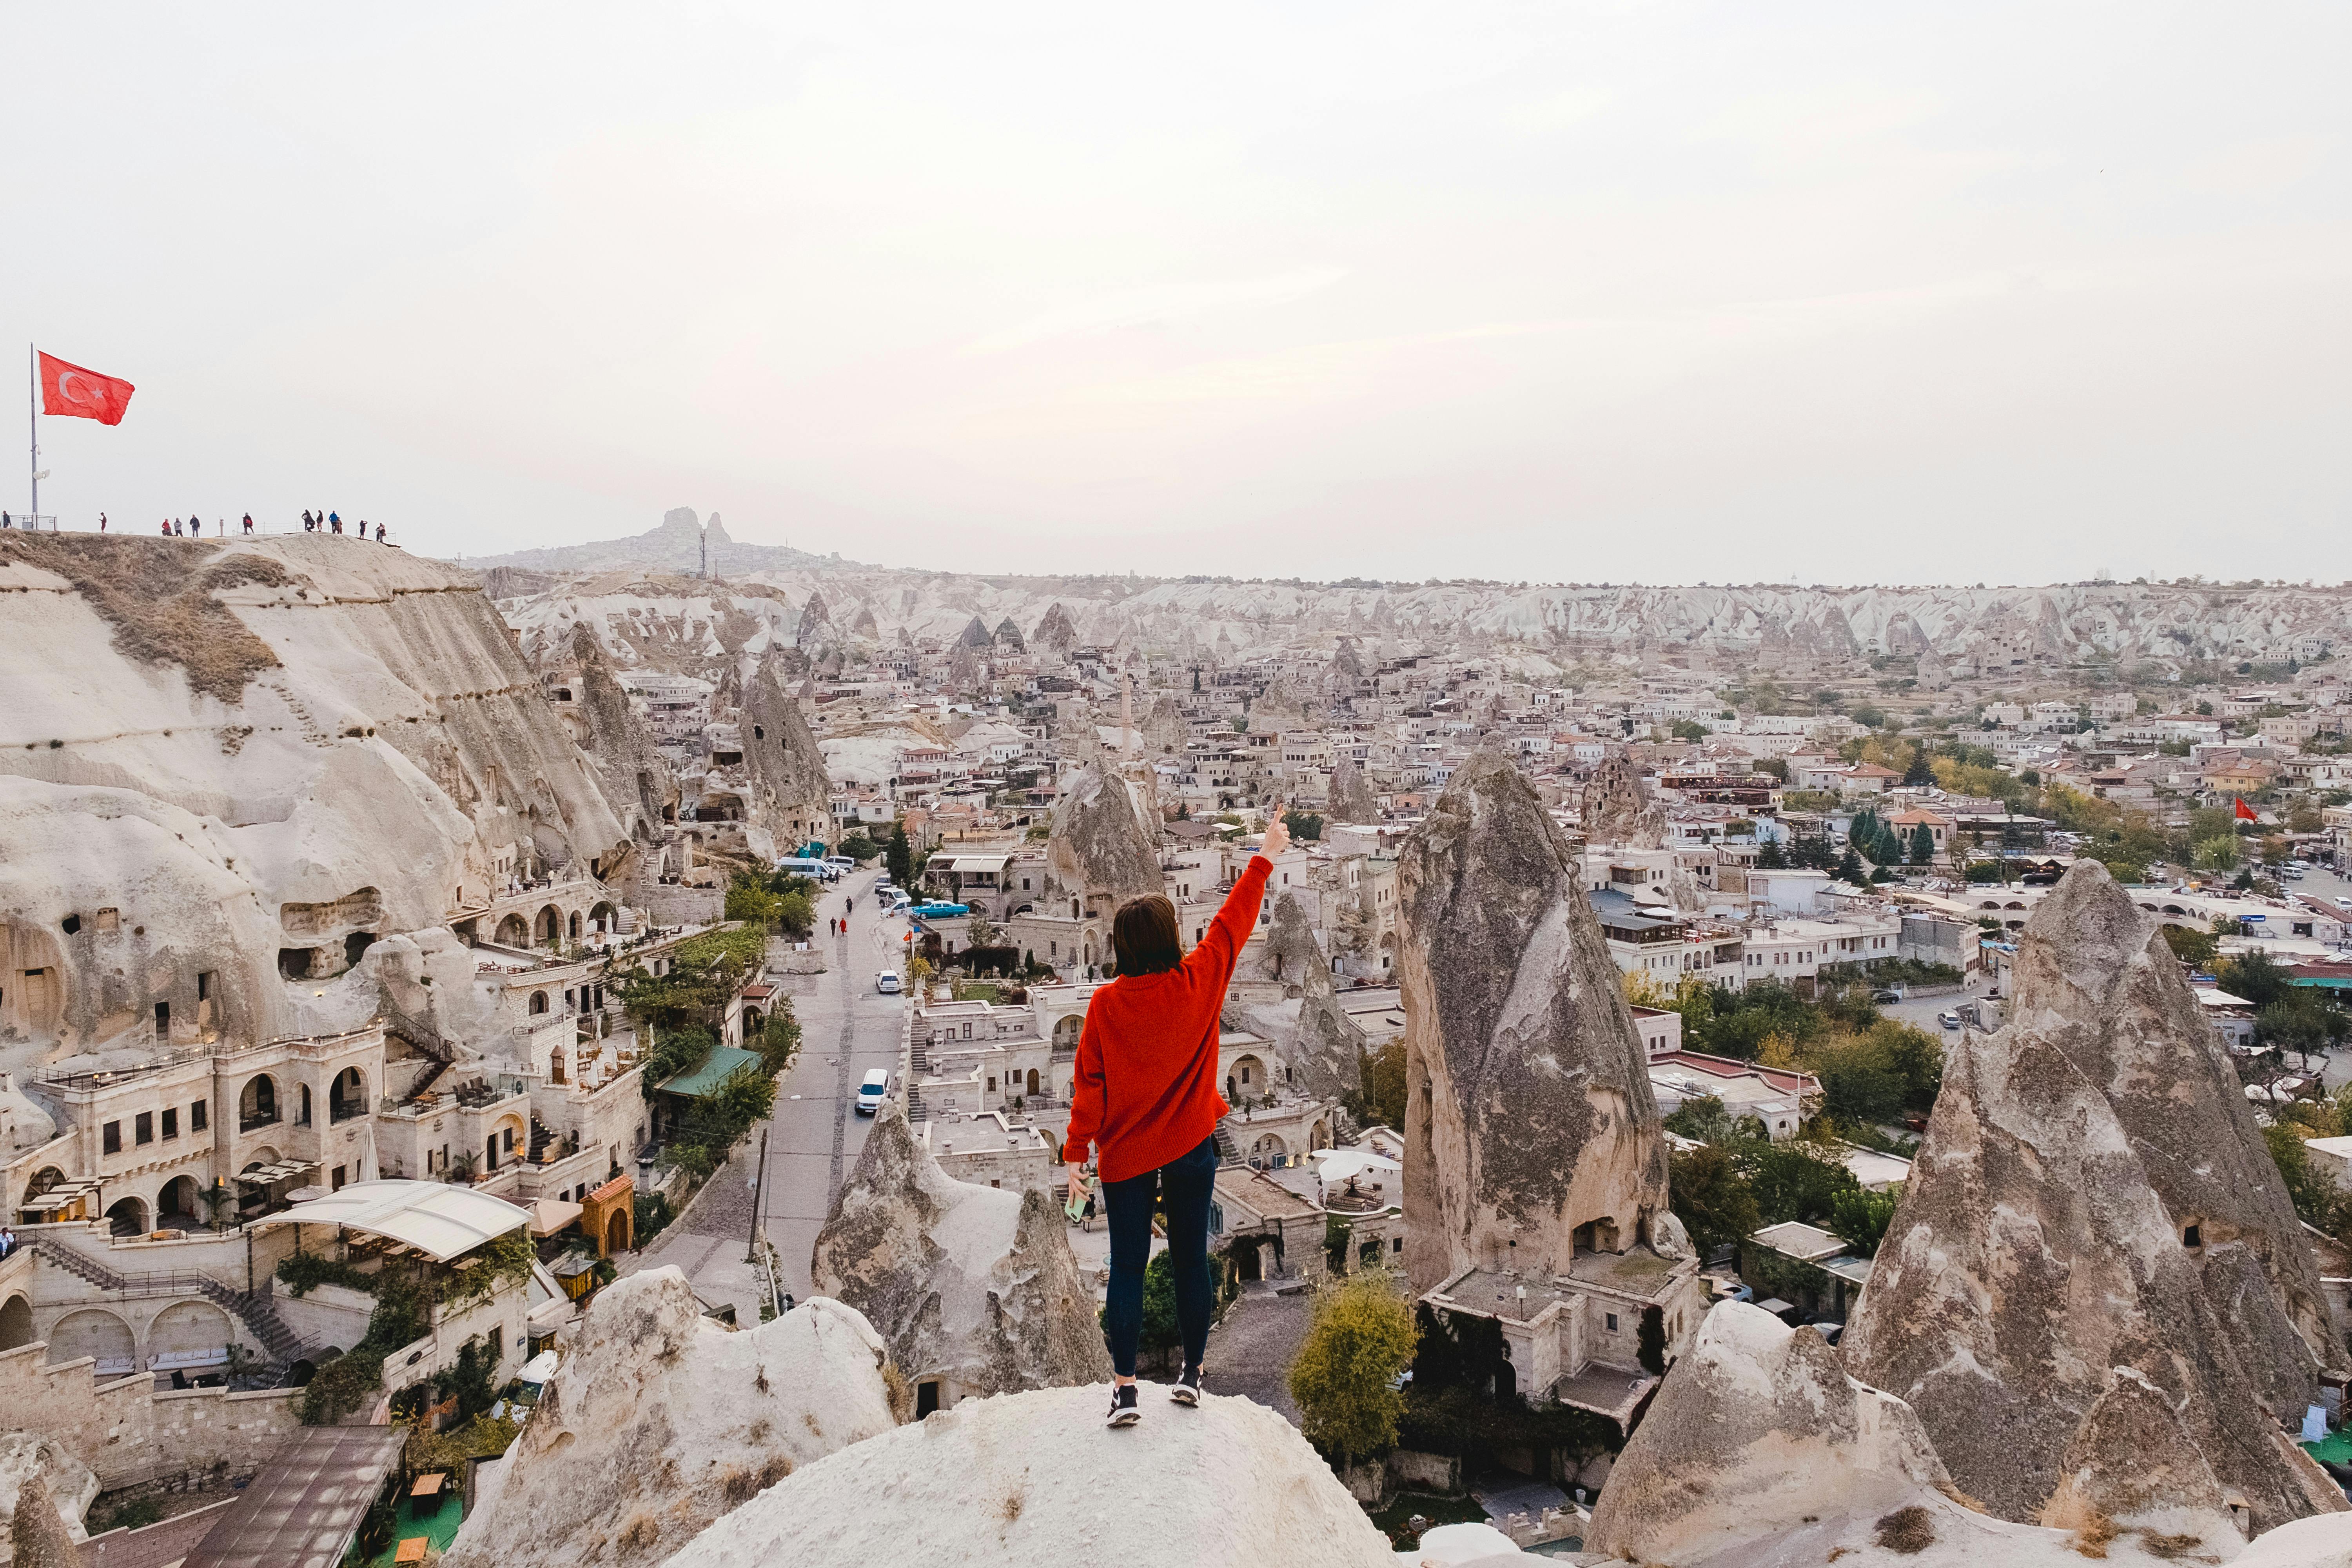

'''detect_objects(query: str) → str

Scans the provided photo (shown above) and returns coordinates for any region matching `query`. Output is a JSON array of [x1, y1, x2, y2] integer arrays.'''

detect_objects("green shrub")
[[275, 1253, 376, 1297]]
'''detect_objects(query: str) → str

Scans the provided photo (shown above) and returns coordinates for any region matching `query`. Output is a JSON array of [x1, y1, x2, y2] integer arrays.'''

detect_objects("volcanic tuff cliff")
[[739, 649, 835, 857], [1243, 891, 1367, 1105], [1841, 868, 2347, 1534], [810, 1101, 1111, 1402], [444, 1270, 897, 1568], [565, 621, 678, 888], [1590, 1303, 2250, 1568], [0, 534, 627, 1063], [473, 515, 2352, 671], [1396, 750, 1673, 1292]]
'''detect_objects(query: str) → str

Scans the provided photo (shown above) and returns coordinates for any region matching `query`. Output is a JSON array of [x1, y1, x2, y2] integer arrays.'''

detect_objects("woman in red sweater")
[[1063, 810, 1289, 1426]]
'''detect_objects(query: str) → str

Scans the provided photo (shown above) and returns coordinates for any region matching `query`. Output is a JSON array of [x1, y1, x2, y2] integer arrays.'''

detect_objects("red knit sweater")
[[1060, 855, 1274, 1184]]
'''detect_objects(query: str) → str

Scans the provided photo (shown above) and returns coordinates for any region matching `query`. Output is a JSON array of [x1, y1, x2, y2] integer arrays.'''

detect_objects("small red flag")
[[2234, 796, 2257, 822], [38, 351, 136, 425]]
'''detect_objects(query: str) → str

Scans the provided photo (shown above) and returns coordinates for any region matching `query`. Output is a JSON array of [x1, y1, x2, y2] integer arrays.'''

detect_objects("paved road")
[[629, 867, 908, 1317], [762, 867, 907, 1303]]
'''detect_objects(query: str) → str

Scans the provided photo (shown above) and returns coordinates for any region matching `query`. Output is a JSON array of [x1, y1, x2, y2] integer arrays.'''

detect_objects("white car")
[[1937, 1011, 1962, 1030], [875, 971, 903, 995], [855, 1069, 890, 1115]]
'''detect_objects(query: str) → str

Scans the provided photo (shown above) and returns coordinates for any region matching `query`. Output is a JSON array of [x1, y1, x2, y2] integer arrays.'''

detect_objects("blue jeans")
[[1101, 1132, 1219, 1378]]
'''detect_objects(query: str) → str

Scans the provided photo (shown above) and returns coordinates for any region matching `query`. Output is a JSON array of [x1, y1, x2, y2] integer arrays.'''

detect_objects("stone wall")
[[0, 1343, 296, 1488]]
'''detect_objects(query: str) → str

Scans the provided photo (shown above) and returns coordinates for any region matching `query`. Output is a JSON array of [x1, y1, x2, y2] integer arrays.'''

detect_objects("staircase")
[[34, 1241, 309, 1379], [1212, 1119, 1242, 1167], [906, 1085, 929, 1123], [528, 1113, 559, 1163]]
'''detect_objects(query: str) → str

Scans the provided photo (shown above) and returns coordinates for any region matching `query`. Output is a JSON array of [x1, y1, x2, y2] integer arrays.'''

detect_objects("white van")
[[855, 1069, 890, 1114], [775, 857, 840, 883]]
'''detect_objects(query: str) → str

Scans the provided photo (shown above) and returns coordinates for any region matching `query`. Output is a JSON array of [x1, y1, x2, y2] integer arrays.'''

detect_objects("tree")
[[1743, 1140, 1860, 1226], [1755, 837, 1788, 869], [753, 1004, 803, 1075], [886, 822, 915, 887], [1288, 1274, 1419, 1466], [2193, 835, 2240, 871], [1667, 1143, 1762, 1259], [838, 832, 880, 862], [963, 911, 998, 949], [2160, 923, 2218, 969], [2216, 948, 2290, 1009], [1827, 1186, 1901, 1257], [1902, 750, 1934, 787], [1670, 718, 1708, 743], [1283, 809, 1325, 842], [1835, 847, 1867, 886], [1907, 823, 1935, 866]]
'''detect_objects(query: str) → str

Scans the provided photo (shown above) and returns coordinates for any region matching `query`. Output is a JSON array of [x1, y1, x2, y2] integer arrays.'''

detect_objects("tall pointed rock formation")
[[1396, 751, 1672, 1292], [1841, 864, 2347, 1534]]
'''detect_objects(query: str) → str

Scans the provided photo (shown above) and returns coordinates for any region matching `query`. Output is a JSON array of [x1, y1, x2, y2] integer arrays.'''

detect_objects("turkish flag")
[[38, 352, 135, 425], [2234, 796, 2258, 822]]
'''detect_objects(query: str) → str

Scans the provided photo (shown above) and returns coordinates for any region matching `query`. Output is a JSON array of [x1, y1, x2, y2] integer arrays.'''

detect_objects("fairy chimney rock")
[[1396, 751, 1671, 1292], [1840, 863, 2348, 1534], [811, 1100, 1112, 1405], [1043, 762, 1161, 910]]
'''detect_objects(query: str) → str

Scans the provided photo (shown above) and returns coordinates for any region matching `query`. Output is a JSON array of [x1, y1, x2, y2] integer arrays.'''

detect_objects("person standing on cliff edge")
[[1065, 802, 1290, 1428]]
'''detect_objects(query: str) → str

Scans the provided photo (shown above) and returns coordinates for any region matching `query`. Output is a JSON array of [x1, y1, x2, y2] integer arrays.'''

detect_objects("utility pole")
[[745, 1122, 771, 1265]]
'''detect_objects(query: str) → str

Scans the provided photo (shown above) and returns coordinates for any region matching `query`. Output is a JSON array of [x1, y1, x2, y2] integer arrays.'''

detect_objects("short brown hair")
[[1111, 894, 1184, 976]]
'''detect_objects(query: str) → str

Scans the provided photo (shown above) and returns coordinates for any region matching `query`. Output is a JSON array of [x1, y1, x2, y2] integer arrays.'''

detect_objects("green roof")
[[657, 1045, 764, 1099]]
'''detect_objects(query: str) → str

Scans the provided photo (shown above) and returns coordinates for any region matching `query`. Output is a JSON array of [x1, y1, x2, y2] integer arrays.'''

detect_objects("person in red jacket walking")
[[1064, 806, 1290, 1427]]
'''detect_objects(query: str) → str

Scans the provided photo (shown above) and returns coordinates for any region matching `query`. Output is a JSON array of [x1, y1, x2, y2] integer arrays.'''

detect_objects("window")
[[102, 1120, 121, 1154], [135, 1111, 154, 1145], [1605, 1312, 1619, 1332], [191, 1099, 207, 1132], [162, 1107, 178, 1140], [2183, 1223, 2201, 1248], [332, 1165, 346, 1191]]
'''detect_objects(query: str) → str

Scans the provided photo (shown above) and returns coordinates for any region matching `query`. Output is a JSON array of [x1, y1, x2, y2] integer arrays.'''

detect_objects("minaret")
[[1120, 675, 1133, 755], [699, 525, 708, 579]]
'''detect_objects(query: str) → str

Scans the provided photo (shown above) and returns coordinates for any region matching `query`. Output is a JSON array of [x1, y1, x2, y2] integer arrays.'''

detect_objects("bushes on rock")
[[1289, 1274, 1418, 1466]]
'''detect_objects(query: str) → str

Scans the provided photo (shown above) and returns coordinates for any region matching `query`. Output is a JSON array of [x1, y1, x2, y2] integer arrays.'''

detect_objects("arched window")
[[330, 1067, 366, 1123], [529, 991, 549, 1016], [298, 1083, 312, 1126]]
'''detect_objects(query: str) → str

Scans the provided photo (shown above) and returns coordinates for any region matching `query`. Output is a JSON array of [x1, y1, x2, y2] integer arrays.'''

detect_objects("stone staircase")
[[35, 1239, 310, 1379], [1212, 1120, 1242, 1167], [528, 1113, 557, 1163], [906, 1085, 929, 1123]]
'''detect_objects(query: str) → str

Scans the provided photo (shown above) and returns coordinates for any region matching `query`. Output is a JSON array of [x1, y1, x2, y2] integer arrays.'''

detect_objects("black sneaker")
[[1171, 1367, 1201, 1407], [1106, 1383, 1140, 1428]]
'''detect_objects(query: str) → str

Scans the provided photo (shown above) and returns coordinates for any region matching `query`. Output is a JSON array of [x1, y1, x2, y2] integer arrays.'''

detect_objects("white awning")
[[264, 1180, 530, 1262]]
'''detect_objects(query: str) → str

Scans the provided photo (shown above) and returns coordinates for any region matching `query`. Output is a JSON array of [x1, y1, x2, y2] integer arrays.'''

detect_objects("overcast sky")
[[4, 4, 2346, 584]]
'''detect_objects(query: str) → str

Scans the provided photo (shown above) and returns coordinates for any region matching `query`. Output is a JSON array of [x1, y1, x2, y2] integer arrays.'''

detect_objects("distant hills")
[[460, 508, 857, 577]]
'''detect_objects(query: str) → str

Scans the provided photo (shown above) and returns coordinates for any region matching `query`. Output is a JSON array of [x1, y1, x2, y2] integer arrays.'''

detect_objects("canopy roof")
[[658, 1044, 762, 1099], [267, 1179, 528, 1262], [184, 1425, 407, 1568]]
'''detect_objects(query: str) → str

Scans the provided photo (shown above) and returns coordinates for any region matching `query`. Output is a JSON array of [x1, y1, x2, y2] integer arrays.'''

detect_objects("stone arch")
[[330, 1066, 367, 1123], [1249, 1132, 1288, 1167], [495, 913, 530, 947], [535, 905, 562, 946], [604, 1208, 632, 1257], [25, 1166, 66, 1205], [157, 1175, 203, 1228], [1025, 1068, 1041, 1097], [590, 901, 617, 933], [568, 911, 583, 940], [1309, 1120, 1329, 1152], [47, 1307, 134, 1368], [148, 1300, 233, 1363], [1231, 1054, 1267, 1096], [298, 1083, 313, 1125], [1053, 1015, 1081, 1051], [105, 1194, 149, 1235], [528, 991, 550, 1016], [0, 1294, 32, 1352], [486, 1113, 527, 1171]]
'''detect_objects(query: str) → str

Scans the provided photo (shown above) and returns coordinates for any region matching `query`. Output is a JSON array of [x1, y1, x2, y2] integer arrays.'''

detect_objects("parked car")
[[1708, 1278, 1754, 1303], [909, 901, 970, 918], [1870, 989, 1902, 1004], [825, 855, 855, 871], [855, 1068, 890, 1114], [1937, 1010, 1962, 1030], [875, 972, 903, 995]]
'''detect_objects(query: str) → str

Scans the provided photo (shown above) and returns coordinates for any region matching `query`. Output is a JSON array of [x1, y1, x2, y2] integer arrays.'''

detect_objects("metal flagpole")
[[27, 344, 35, 521]]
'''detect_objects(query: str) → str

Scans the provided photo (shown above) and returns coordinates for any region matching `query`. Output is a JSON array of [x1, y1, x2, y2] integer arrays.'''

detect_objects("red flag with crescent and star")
[[2234, 796, 2258, 822], [38, 351, 136, 425]]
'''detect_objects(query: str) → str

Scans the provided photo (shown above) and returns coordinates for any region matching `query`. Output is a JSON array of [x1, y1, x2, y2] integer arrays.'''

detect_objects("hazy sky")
[[4, 4, 2346, 584]]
